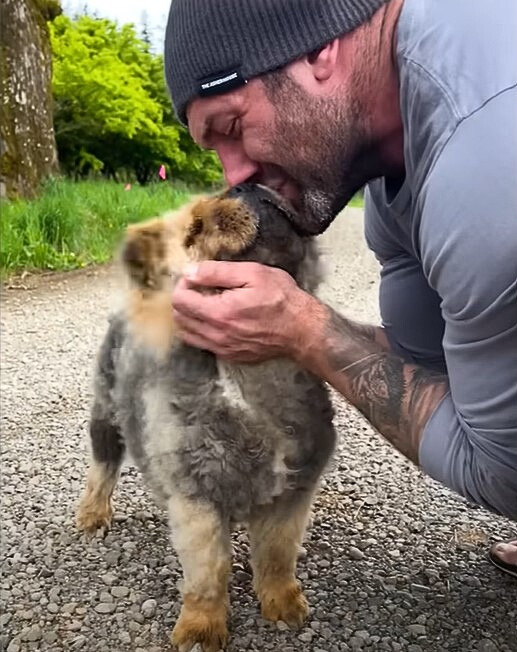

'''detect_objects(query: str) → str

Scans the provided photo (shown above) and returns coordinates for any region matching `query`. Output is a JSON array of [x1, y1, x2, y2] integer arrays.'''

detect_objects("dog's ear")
[[122, 219, 168, 289], [183, 197, 257, 259]]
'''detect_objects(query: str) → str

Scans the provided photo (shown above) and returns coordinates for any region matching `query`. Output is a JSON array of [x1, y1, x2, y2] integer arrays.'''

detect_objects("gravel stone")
[[99, 592, 113, 603], [94, 603, 117, 614], [0, 614, 12, 628], [408, 624, 427, 636], [476, 640, 499, 652], [1, 213, 515, 652], [111, 586, 130, 598], [43, 631, 58, 644], [349, 546, 365, 561], [7, 639, 21, 652], [141, 599, 157, 618], [118, 631, 132, 644], [70, 635, 87, 649], [61, 602, 77, 614], [101, 573, 117, 586], [24, 625, 42, 642]]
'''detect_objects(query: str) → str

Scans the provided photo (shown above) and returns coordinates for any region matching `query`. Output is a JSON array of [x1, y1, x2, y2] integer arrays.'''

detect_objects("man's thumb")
[[183, 260, 256, 289]]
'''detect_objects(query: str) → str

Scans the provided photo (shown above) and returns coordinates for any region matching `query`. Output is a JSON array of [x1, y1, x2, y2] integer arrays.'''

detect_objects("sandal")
[[488, 540, 517, 578]]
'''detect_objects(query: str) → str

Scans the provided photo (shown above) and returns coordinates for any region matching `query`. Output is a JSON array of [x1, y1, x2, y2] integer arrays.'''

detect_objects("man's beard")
[[264, 74, 382, 235]]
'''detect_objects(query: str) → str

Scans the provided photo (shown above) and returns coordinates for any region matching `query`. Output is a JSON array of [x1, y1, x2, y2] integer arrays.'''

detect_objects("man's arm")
[[297, 299, 449, 465]]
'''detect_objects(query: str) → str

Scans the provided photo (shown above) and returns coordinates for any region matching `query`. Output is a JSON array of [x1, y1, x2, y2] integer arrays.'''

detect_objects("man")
[[164, 0, 517, 576]]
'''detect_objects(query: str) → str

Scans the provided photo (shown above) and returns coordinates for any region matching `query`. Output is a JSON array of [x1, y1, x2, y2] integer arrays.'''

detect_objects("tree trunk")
[[0, 0, 61, 199]]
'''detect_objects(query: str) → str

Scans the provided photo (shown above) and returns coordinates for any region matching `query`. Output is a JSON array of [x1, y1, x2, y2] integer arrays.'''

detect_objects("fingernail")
[[183, 263, 198, 279]]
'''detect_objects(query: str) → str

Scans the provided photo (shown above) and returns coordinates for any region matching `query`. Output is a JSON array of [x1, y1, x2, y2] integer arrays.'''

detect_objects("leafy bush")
[[49, 15, 222, 185]]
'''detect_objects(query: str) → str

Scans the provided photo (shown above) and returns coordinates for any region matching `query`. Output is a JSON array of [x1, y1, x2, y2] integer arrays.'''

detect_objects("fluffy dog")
[[77, 183, 336, 651]]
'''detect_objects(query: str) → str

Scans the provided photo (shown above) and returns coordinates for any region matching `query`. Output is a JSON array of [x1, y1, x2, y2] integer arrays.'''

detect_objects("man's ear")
[[287, 39, 340, 90]]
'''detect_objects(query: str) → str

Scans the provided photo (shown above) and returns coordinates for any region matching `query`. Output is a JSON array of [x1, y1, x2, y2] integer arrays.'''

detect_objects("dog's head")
[[122, 184, 320, 291]]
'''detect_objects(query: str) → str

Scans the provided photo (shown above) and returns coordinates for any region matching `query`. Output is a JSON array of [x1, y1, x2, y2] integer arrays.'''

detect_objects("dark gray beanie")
[[165, 0, 389, 125]]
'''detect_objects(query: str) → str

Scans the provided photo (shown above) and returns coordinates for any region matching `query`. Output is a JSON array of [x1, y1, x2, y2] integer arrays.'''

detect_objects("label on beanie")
[[198, 68, 247, 96]]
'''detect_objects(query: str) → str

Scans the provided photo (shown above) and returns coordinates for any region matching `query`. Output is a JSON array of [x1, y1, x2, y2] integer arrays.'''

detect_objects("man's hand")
[[172, 260, 449, 466], [172, 261, 318, 362]]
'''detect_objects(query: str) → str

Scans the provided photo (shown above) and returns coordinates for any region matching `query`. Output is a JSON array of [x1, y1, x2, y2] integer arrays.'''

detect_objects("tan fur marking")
[[122, 210, 190, 354], [127, 286, 177, 354], [76, 461, 119, 534], [248, 493, 314, 628], [258, 578, 309, 627], [171, 595, 228, 652], [168, 496, 231, 651]]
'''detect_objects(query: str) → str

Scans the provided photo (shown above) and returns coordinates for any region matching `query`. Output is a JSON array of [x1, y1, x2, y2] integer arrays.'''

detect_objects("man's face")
[[187, 71, 376, 235]]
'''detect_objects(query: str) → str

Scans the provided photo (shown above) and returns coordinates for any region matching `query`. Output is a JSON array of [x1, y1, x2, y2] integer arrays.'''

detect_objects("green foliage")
[[0, 178, 190, 276], [348, 192, 365, 208], [49, 15, 222, 185]]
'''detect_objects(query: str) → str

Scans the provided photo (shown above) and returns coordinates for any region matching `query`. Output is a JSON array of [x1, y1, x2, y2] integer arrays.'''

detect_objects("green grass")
[[0, 178, 191, 277], [0, 179, 365, 279]]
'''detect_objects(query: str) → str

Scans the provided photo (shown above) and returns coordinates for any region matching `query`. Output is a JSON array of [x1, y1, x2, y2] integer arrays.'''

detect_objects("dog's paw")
[[259, 579, 309, 628], [171, 600, 228, 652], [76, 499, 113, 535]]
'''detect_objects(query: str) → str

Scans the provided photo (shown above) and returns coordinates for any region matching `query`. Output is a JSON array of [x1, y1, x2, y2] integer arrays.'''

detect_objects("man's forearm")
[[298, 300, 449, 465]]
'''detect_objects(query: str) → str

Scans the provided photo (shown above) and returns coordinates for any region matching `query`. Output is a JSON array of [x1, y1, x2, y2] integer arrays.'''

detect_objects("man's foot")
[[488, 540, 517, 578]]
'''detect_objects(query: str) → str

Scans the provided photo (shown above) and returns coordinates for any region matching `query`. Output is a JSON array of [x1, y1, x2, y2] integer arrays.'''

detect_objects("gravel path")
[[1, 208, 516, 652]]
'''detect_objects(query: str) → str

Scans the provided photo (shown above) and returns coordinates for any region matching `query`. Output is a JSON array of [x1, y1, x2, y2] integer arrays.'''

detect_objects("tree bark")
[[0, 0, 61, 199]]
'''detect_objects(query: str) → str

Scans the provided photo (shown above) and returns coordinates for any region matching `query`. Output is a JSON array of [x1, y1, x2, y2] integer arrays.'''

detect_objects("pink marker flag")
[[158, 164, 166, 180], [124, 183, 132, 191]]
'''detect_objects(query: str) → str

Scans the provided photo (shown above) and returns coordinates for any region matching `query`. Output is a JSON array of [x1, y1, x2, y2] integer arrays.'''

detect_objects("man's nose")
[[217, 142, 260, 187]]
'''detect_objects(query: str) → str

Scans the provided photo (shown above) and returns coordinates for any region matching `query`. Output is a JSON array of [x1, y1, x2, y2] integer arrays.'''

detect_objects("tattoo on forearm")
[[324, 310, 449, 464]]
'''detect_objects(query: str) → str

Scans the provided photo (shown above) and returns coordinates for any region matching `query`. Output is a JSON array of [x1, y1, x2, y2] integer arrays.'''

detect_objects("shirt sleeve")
[[417, 87, 517, 519]]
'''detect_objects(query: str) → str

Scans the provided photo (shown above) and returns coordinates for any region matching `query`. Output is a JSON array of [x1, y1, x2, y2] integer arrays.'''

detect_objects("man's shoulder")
[[396, 0, 517, 198], [398, 0, 517, 118], [366, 0, 517, 264]]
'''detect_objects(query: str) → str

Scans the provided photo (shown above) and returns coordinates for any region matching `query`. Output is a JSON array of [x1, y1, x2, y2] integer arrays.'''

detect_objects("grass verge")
[[0, 178, 191, 278]]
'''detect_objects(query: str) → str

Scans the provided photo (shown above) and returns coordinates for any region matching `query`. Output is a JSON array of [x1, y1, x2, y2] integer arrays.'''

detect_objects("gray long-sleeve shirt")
[[364, 0, 517, 520]]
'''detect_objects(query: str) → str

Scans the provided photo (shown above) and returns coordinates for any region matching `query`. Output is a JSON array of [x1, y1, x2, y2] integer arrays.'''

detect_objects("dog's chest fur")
[[104, 323, 335, 521]]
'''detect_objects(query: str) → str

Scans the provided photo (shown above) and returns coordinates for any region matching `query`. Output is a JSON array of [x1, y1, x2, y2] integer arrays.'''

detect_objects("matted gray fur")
[[77, 184, 336, 652]]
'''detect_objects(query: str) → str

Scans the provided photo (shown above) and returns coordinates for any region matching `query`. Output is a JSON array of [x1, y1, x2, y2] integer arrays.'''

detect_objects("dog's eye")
[[184, 218, 204, 248]]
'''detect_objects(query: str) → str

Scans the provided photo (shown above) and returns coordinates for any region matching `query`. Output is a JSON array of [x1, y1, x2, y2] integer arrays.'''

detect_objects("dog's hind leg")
[[76, 408, 125, 534], [77, 319, 126, 534], [168, 495, 231, 652], [248, 488, 314, 628]]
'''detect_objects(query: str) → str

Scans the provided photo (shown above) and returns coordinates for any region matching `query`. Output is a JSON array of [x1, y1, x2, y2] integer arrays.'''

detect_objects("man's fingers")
[[172, 280, 224, 322], [183, 260, 264, 289], [177, 328, 215, 354], [173, 309, 225, 346]]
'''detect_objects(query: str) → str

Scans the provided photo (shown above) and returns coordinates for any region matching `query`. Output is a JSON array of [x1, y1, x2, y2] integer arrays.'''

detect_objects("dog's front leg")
[[168, 494, 231, 652], [248, 489, 314, 628]]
